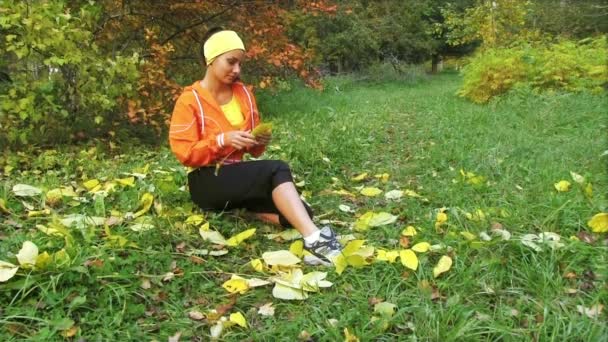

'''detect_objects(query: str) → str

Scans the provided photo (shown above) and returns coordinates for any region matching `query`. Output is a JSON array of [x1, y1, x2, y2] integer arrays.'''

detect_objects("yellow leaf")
[[226, 228, 256, 247], [460, 231, 477, 241], [346, 254, 368, 267], [289, 240, 304, 257], [435, 211, 448, 229], [184, 215, 205, 227], [250, 258, 266, 272], [344, 328, 360, 342], [351, 172, 368, 182], [384, 190, 403, 200], [334, 254, 347, 275], [360, 187, 382, 197], [411, 242, 431, 253], [354, 212, 374, 231], [0, 260, 19, 282], [374, 173, 390, 183], [83, 179, 100, 191], [587, 213, 608, 233], [343, 240, 366, 256], [27, 208, 51, 217], [554, 180, 571, 192], [376, 249, 399, 263], [369, 212, 397, 227], [199, 222, 210, 231], [222, 277, 249, 294], [262, 250, 301, 266], [115, 176, 136, 187], [300, 271, 333, 292], [401, 226, 417, 237], [16, 241, 38, 268], [399, 249, 418, 270], [133, 193, 154, 218], [229, 312, 248, 328], [35, 251, 51, 269], [331, 189, 356, 197], [404, 189, 422, 198], [433, 255, 453, 278], [251, 122, 273, 137], [0, 198, 10, 214]]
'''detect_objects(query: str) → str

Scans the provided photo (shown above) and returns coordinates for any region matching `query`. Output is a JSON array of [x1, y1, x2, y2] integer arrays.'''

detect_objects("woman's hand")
[[224, 131, 256, 150], [255, 132, 272, 146]]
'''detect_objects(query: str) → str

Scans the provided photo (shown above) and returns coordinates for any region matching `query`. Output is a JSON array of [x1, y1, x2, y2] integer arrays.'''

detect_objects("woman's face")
[[210, 49, 244, 84]]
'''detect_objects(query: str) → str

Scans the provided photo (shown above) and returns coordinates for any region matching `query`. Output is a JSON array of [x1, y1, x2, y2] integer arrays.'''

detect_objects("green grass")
[[1, 73, 607, 341]]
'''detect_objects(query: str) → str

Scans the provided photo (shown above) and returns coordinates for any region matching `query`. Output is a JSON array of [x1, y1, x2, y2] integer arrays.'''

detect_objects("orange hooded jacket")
[[169, 81, 265, 168]]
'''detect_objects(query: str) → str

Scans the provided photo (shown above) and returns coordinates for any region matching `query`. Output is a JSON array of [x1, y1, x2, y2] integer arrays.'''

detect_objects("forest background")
[[0, 0, 606, 148]]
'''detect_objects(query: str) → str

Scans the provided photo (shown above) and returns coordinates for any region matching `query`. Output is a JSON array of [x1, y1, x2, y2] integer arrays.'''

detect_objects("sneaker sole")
[[303, 255, 333, 266]]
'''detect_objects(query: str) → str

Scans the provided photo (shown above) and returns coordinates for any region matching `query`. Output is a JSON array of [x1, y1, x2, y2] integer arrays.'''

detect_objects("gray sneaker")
[[303, 226, 343, 266]]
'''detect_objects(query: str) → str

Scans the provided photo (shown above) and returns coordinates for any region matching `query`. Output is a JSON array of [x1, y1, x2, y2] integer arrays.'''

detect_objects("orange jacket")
[[169, 81, 265, 167]]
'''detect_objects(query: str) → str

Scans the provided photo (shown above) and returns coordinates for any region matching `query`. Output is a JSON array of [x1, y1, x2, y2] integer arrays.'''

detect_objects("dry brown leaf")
[[140, 278, 152, 290], [577, 304, 604, 318]]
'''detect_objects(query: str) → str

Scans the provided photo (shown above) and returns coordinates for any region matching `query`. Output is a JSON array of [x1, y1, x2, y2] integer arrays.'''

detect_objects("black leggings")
[[187, 160, 313, 227]]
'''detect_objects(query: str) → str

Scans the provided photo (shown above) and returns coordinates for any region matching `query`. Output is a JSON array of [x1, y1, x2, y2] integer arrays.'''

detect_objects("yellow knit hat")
[[203, 30, 245, 65]]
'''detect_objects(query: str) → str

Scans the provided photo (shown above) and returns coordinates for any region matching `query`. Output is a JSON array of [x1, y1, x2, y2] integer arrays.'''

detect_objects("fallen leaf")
[[0, 198, 10, 215], [585, 183, 593, 199], [401, 226, 417, 237], [266, 229, 302, 241], [229, 312, 248, 328], [587, 213, 608, 233], [435, 210, 448, 229], [400, 249, 418, 271], [376, 249, 400, 263], [188, 311, 205, 321], [399, 236, 410, 248], [251, 258, 266, 272], [262, 250, 301, 266], [272, 282, 308, 300], [185, 214, 205, 226], [0, 260, 19, 282], [569, 171, 585, 184], [222, 277, 249, 294], [411, 242, 431, 253], [226, 228, 256, 247], [344, 328, 360, 342], [433, 255, 453, 278], [369, 212, 397, 227], [258, 302, 275, 317], [199, 227, 228, 245], [339, 204, 353, 213], [577, 304, 603, 318], [251, 122, 273, 137], [289, 240, 304, 257], [129, 223, 155, 232], [12, 184, 42, 197], [577, 231, 596, 244], [554, 180, 571, 192], [140, 278, 152, 289], [374, 302, 397, 317], [133, 193, 154, 218], [210, 321, 223, 339], [374, 173, 390, 183], [16, 241, 38, 268], [384, 190, 403, 201], [351, 172, 368, 181], [360, 187, 382, 197], [168, 331, 182, 342]]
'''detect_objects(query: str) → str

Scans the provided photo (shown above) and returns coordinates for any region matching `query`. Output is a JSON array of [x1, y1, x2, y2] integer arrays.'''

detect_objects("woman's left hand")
[[255, 132, 272, 145]]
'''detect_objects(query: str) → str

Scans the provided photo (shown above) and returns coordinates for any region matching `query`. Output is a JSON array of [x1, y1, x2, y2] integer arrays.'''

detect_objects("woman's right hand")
[[223, 131, 256, 150]]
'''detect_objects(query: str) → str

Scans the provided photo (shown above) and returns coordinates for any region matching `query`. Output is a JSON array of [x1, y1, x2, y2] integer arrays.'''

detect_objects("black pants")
[[188, 160, 313, 227]]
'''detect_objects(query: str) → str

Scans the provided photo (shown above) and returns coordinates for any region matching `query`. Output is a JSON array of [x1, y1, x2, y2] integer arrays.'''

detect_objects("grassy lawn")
[[1, 72, 607, 341]]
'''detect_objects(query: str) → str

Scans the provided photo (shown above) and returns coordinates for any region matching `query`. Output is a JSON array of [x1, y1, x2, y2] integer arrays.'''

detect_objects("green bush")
[[0, 1, 140, 146], [459, 36, 607, 103]]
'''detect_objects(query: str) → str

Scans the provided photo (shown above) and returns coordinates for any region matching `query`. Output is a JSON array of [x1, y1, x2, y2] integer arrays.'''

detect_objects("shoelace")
[[319, 231, 341, 250]]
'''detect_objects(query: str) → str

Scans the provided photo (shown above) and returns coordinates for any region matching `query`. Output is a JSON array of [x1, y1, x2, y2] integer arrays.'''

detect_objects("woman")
[[169, 29, 341, 266]]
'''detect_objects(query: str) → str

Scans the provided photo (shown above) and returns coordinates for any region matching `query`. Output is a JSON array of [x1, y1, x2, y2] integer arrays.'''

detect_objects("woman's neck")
[[200, 74, 231, 94]]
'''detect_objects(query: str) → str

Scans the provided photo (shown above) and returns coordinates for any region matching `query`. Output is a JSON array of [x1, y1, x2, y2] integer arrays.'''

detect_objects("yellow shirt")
[[220, 96, 244, 128]]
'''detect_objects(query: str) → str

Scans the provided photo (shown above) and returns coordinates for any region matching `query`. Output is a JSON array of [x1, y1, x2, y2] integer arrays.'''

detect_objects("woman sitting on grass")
[[169, 28, 342, 266]]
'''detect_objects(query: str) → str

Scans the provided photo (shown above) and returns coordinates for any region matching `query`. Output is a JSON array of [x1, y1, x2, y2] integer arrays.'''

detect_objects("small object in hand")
[[251, 123, 273, 137]]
